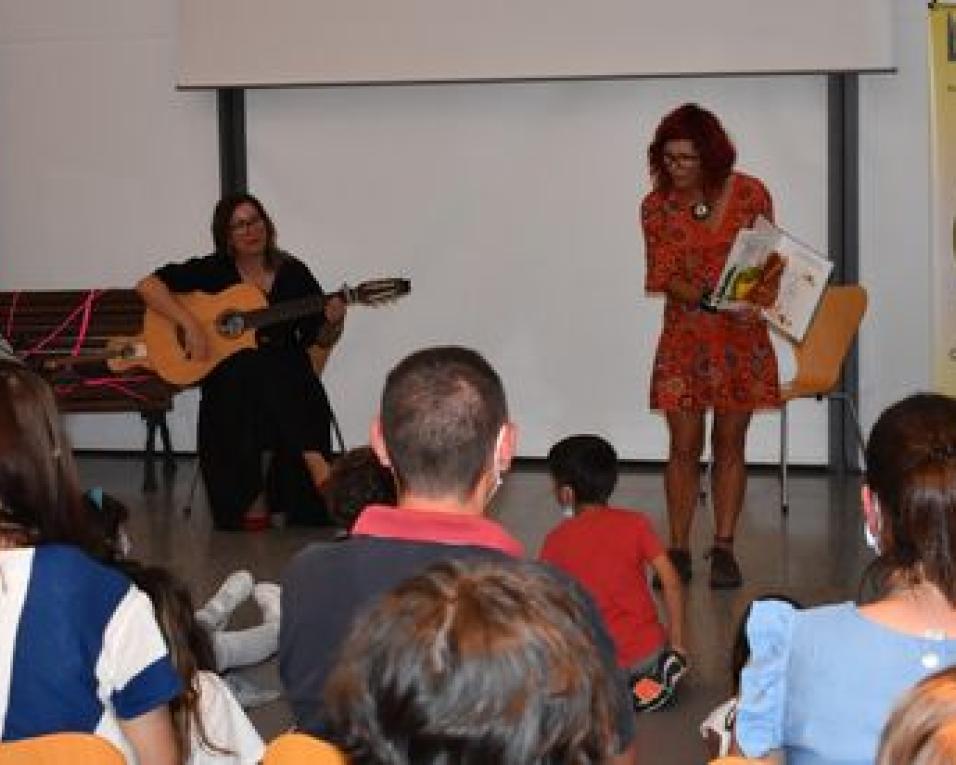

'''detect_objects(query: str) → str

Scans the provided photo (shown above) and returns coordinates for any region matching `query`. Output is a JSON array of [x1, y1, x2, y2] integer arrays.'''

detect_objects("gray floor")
[[77, 454, 869, 765]]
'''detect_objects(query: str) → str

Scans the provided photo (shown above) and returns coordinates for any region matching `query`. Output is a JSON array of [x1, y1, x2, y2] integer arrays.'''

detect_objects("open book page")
[[707, 216, 832, 341]]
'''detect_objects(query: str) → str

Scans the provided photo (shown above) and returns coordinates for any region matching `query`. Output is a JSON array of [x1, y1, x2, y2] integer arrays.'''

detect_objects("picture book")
[[706, 216, 833, 341]]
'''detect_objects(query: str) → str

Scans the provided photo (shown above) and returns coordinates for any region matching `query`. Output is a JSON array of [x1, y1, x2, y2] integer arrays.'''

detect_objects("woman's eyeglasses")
[[662, 152, 700, 166], [229, 214, 264, 233]]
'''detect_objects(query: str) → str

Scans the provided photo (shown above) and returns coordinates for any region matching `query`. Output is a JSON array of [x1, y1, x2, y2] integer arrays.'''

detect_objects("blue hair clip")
[[86, 486, 104, 510]]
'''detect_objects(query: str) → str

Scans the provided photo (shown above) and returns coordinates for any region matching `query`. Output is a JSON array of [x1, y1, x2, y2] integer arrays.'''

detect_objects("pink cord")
[[5, 291, 19, 339], [18, 290, 101, 359], [55, 374, 154, 403]]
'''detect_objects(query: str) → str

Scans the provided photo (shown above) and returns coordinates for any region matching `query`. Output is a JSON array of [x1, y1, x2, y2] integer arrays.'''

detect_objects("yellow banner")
[[930, 6, 956, 393]]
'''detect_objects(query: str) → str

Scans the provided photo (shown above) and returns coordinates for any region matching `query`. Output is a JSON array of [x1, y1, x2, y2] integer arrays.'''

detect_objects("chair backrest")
[[709, 757, 761, 765], [0, 732, 125, 764], [783, 284, 867, 400], [263, 732, 348, 765]]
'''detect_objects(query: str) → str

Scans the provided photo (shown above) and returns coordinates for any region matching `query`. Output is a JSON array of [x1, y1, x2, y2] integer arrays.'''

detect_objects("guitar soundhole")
[[216, 311, 245, 339]]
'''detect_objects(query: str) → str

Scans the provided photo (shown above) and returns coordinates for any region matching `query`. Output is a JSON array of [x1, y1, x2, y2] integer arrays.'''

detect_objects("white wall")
[[247, 77, 829, 462], [858, 0, 934, 428], [178, 0, 894, 87], [0, 0, 933, 461], [0, 1, 219, 449]]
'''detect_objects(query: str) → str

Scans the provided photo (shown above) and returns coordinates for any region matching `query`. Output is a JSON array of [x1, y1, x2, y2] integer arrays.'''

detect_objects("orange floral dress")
[[641, 172, 779, 412]]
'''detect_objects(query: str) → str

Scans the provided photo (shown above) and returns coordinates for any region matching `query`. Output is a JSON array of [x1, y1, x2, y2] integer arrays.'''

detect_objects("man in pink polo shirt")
[[279, 346, 636, 763]]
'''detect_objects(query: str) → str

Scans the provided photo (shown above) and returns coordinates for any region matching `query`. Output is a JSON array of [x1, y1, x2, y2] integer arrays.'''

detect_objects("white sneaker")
[[196, 570, 254, 632], [253, 582, 281, 624]]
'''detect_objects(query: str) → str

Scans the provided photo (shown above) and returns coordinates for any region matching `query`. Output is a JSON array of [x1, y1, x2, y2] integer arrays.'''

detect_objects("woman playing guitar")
[[137, 193, 346, 531]]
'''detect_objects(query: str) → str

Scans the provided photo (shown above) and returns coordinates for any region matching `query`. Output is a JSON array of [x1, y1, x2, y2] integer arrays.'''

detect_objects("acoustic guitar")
[[133, 278, 410, 386], [34, 336, 149, 375]]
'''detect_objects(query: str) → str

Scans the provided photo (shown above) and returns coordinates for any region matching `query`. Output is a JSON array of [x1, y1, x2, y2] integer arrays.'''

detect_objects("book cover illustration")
[[707, 216, 833, 341]]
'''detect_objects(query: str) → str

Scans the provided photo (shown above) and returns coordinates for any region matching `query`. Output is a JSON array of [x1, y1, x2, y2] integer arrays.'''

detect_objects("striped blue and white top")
[[0, 544, 181, 756]]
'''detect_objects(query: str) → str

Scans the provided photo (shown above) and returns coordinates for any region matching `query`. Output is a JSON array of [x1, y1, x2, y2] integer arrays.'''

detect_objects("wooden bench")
[[0, 289, 179, 492]]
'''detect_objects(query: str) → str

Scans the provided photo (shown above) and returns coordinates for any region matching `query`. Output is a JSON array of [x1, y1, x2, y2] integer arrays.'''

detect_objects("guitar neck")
[[241, 287, 348, 331]]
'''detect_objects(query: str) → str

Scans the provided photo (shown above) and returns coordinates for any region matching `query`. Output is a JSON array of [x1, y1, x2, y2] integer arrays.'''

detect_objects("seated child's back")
[[539, 435, 685, 674]]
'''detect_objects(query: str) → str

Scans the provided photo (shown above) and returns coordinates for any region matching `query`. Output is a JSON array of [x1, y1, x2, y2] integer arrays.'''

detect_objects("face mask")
[[862, 489, 882, 554], [863, 520, 880, 554], [560, 504, 574, 518], [117, 527, 132, 559], [486, 428, 506, 503]]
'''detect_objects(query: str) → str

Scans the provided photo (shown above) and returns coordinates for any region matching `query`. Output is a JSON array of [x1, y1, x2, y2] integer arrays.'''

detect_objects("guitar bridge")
[[216, 311, 246, 339]]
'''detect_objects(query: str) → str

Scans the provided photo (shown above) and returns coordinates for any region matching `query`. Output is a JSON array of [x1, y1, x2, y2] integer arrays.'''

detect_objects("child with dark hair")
[[119, 562, 265, 765], [322, 446, 396, 533], [700, 594, 802, 759], [0, 364, 179, 763], [539, 434, 687, 712], [82, 487, 131, 562], [83, 487, 281, 708]]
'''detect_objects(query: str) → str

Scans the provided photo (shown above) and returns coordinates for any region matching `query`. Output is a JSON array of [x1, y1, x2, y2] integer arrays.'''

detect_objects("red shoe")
[[242, 513, 270, 532]]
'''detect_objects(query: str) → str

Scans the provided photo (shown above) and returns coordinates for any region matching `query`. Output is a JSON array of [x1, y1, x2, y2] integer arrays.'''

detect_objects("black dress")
[[155, 251, 334, 529]]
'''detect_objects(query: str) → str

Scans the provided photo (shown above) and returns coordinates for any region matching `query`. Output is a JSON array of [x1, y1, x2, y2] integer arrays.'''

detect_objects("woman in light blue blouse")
[[736, 393, 956, 765]]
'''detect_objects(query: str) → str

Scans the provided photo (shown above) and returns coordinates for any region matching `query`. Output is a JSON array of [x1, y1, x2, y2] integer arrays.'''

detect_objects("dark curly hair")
[[324, 446, 397, 530]]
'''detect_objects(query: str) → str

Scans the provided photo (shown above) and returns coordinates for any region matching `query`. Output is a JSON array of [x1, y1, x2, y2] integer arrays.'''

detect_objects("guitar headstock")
[[345, 278, 412, 307]]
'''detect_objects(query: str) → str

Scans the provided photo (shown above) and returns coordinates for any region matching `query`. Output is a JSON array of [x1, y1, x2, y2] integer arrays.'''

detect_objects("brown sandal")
[[706, 536, 742, 589]]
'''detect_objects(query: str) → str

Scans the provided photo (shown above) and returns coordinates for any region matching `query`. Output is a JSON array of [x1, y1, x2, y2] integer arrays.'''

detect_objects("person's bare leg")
[[242, 492, 269, 525], [665, 411, 706, 550], [708, 410, 752, 587], [711, 410, 752, 540], [303, 451, 331, 487]]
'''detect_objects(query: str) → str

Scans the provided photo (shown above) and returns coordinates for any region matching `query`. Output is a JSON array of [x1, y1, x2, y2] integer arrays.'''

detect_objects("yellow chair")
[[0, 732, 125, 764], [263, 732, 348, 765], [779, 284, 868, 512]]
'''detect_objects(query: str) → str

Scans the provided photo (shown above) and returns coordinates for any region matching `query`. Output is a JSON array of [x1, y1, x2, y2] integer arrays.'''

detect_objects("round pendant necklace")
[[691, 200, 711, 221]]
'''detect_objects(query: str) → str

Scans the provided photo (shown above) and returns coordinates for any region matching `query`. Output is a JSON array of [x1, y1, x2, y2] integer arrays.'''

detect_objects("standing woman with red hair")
[[641, 103, 779, 588]]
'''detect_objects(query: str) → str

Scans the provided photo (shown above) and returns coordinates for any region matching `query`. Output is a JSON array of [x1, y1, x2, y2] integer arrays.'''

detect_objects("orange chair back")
[[782, 284, 867, 401], [0, 732, 125, 764], [263, 732, 348, 765]]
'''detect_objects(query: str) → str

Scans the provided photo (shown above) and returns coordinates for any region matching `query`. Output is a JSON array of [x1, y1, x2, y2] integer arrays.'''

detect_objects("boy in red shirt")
[[540, 434, 688, 711]]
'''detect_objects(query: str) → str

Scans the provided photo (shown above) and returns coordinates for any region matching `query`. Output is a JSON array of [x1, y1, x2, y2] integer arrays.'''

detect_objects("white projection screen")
[[178, 1, 893, 87], [245, 76, 829, 461]]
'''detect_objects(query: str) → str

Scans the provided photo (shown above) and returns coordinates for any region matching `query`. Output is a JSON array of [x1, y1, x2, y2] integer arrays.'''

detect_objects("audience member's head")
[[324, 447, 397, 531], [83, 487, 132, 562], [374, 346, 513, 504], [119, 562, 225, 758], [878, 666, 956, 765], [325, 559, 618, 765], [0, 362, 87, 548], [547, 434, 618, 508], [863, 393, 956, 604]]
